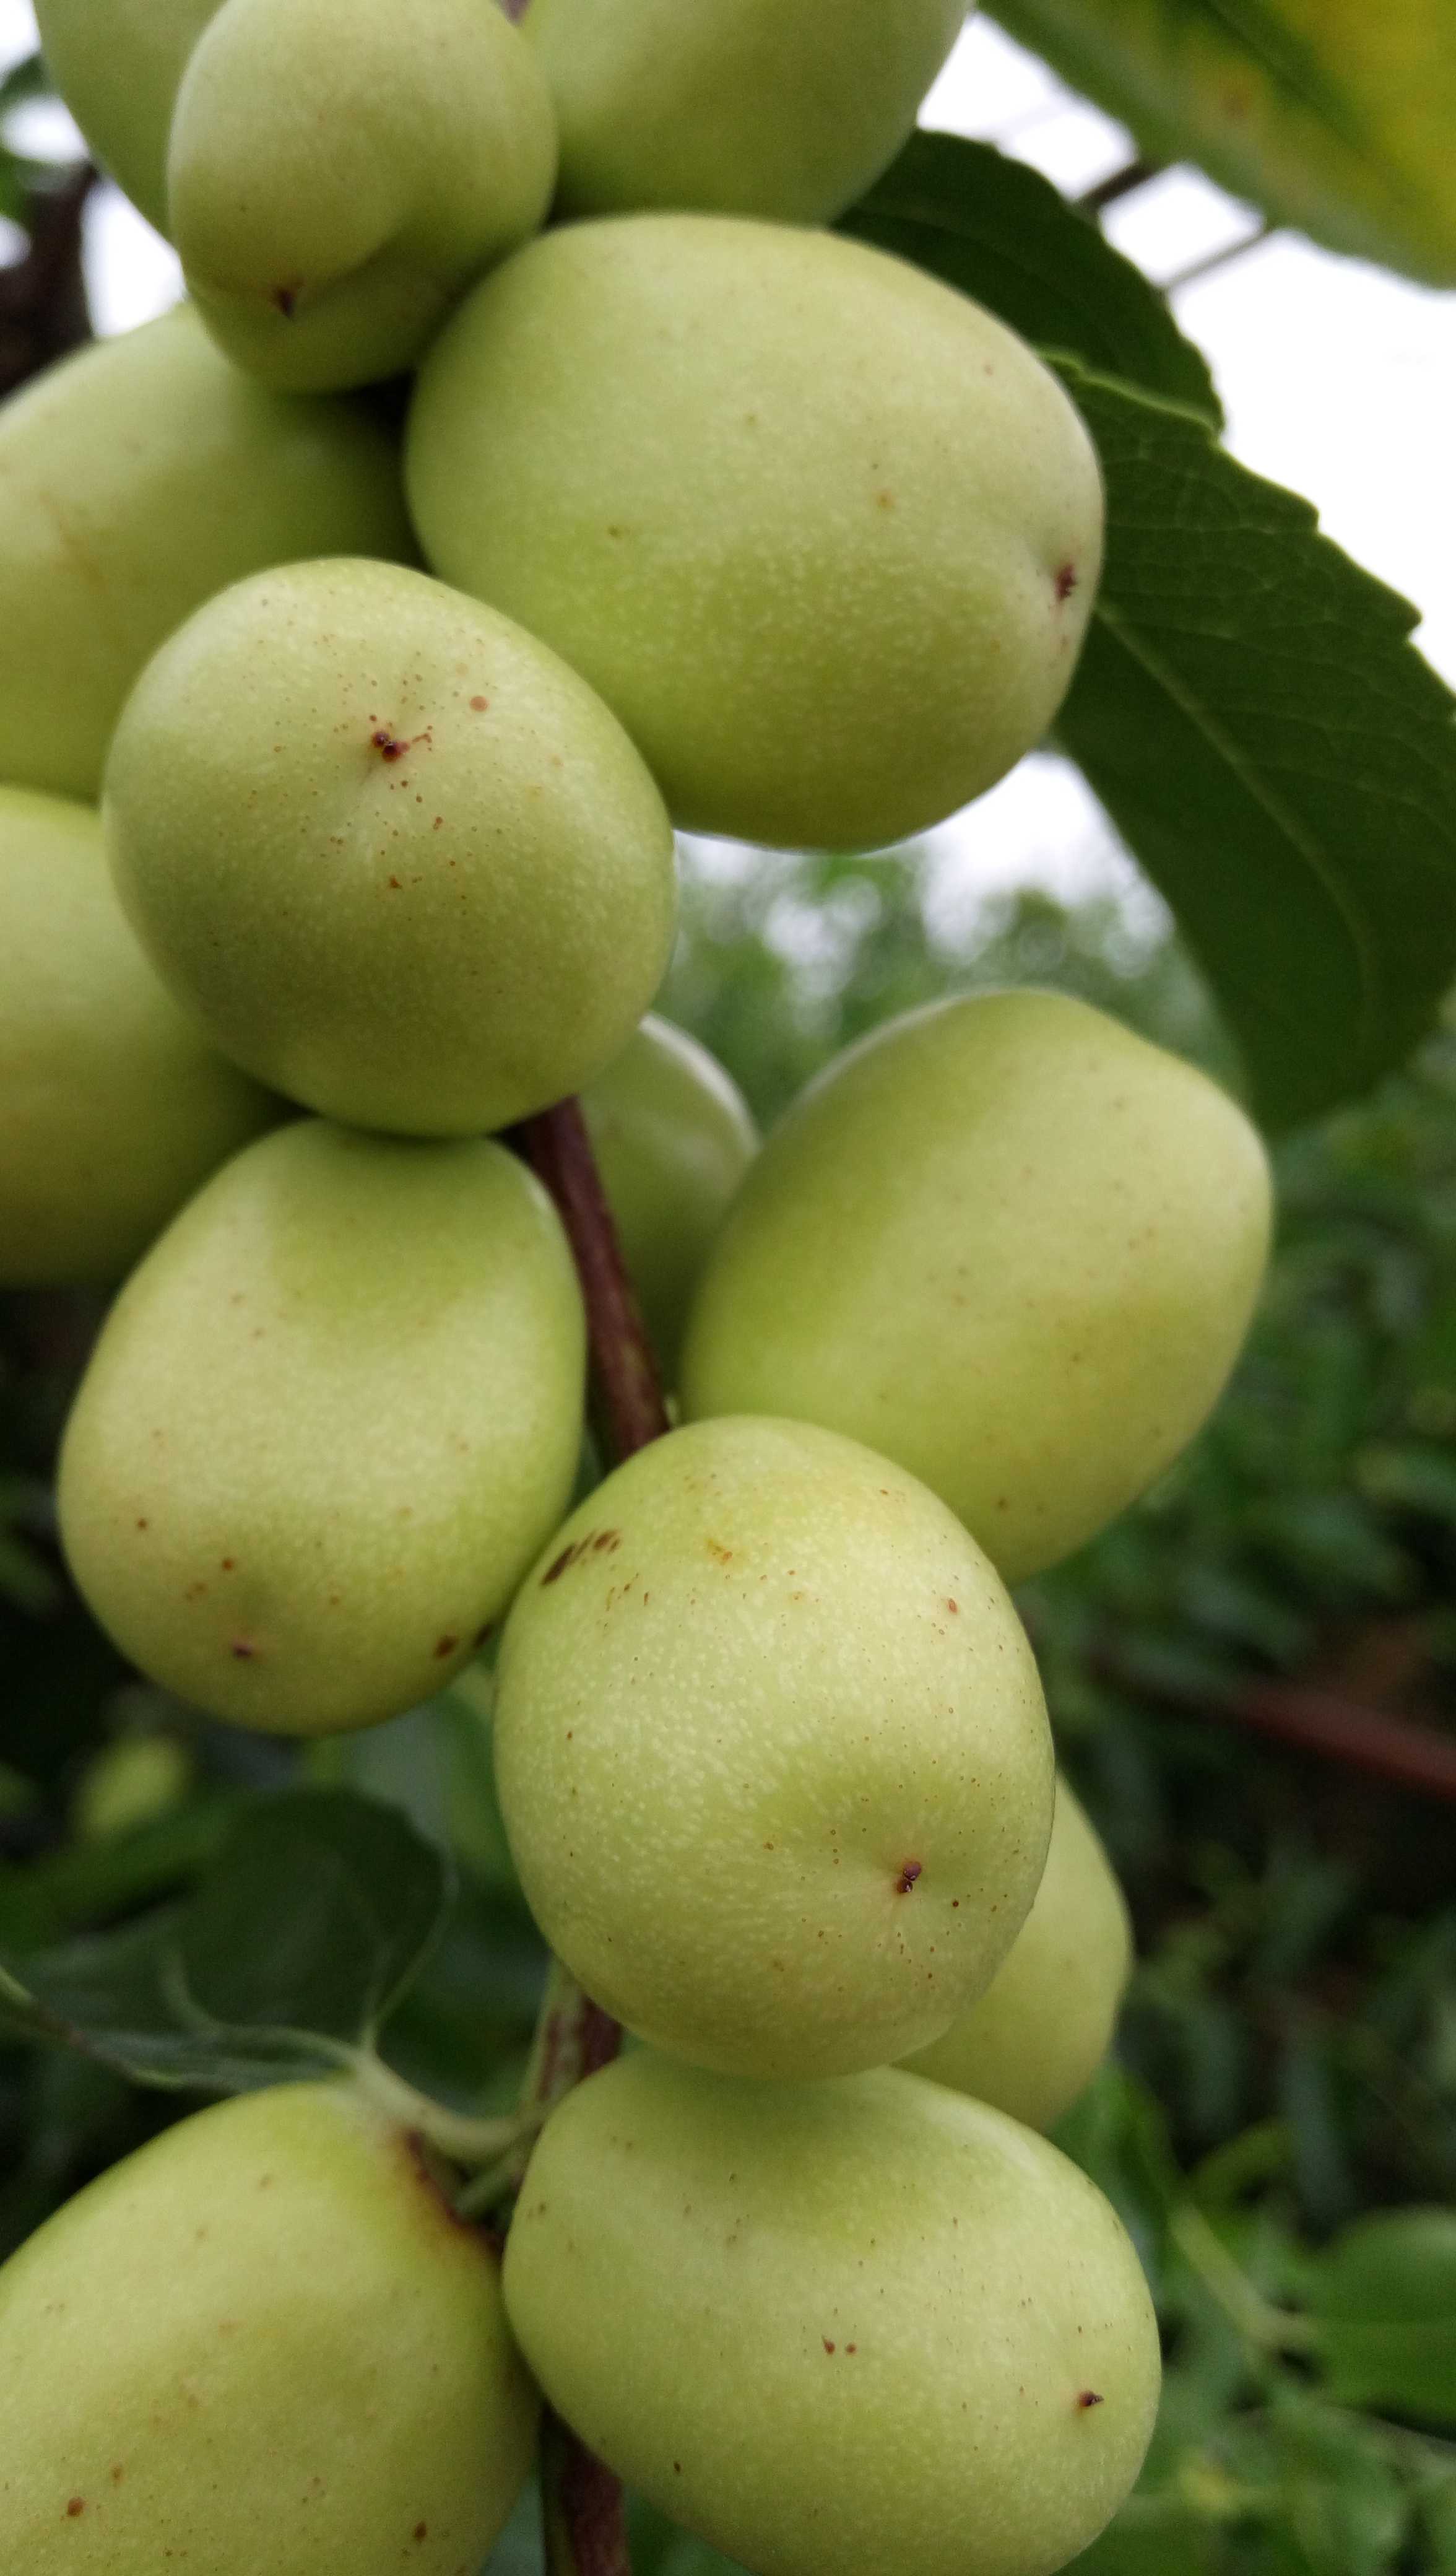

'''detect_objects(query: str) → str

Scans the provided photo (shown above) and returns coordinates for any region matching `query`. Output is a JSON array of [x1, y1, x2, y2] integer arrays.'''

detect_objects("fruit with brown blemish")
[[492, 1414, 1054, 2078], [103, 558, 678, 1138], [405, 213, 1104, 849], [0, 2079, 536, 2572], [900, 1775, 1133, 2130], [57, 1119, 585, 1734], [503, 2049, 1161, 2576], [682, 988, 1272, 1581]]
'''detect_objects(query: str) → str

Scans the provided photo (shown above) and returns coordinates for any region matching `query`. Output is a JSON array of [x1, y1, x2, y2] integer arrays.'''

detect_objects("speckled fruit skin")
[[525, 0, 966, 222], [57, 1121, 585, 1736], [169, 0, 557, 392], [901, 1775, 1132, 2130], [104, 559, 678, 1138], [505, 2052, 1162, 2576], [32, 0, 216, 233], [493, 1416, 1053, 2079], [0, 786, 279, 1287], [0, 2081, 537, 2574], [405, 215, 1103, 852], [0, 306, 415, 805], [581, 1016, 757, 1382], [682, 989, 1272, 1582]]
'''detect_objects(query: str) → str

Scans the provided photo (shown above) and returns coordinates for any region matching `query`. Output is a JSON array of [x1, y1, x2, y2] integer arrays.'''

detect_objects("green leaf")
[[838, 128, 1219, 421], [1052, 363, 1456, 1128], [1307, 2208, 1456, 2425]]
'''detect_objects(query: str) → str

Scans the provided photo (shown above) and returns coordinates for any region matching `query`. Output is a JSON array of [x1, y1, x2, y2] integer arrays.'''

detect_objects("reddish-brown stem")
[[509, 1097, 675, 2576], [1098, 1649, 1456, 1803], [0, 162, 94, 401]]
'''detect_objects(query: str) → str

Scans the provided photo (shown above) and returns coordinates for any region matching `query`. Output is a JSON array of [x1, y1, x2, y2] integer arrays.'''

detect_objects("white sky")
[[2, 3, 1452, 923]]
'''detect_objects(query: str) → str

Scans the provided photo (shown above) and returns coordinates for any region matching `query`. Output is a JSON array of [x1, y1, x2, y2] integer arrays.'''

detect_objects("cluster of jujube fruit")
[[0, 6, 1274, 2571]]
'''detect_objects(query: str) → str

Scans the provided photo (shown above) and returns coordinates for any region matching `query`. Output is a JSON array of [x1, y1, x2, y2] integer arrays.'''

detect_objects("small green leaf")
[[838, 128, 1220, 420], [1307, 2208, 1456, 2425], [1052, 363, 1456, 1128]]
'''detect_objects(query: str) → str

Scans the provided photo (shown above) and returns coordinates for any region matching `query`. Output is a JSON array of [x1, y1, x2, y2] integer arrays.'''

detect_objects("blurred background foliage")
[[3, 835, 1454, 2570]]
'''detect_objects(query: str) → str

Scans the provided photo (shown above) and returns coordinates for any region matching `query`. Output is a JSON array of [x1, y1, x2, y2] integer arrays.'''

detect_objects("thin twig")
[[0, 162, 94, 399], [1098, 1647, 1456, 1802], [1076, 156, 1163, 214]]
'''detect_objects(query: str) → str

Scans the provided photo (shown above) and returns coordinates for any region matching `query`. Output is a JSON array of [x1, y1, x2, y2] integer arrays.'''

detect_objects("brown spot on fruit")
[[474, 1621, 494, 1648], [414, 2523, 428, 2543], [1077, 2390, 1104, 2410], [66, 2499, 85, 2517], [469, 695, 488, 711], [1055, 563, 1078, 601], [372, 729, 409, 761], [433, 1635, 459, 1659], [946, 1598, 959, 1614], [272, 284, 298, 317], [230, 1640, 256, 1661], [823, 2338, 836, 2354], [895, 1861, 922, 1894]]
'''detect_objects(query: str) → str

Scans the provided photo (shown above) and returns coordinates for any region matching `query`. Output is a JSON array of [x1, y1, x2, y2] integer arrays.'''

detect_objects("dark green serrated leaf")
[[1051, 362, 1456, 1128], [838, 128, 1220, 421], [1307, 2208, 1456, 2425]]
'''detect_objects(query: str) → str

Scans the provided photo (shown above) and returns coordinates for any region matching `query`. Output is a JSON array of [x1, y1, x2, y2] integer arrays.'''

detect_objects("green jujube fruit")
[[525, 0, 966, 224], [105, 559, 678, 1137], [0, 305, 415, 804], [582, 1016, 757, 1381], [405, 216, 1103, 851], [505, 2052, 1162, 2576], [681, 990, 1272, 1582], [169, 0, 557, 391], [0, 2079, 537, 2572], [493, 1415, 1054, 2080], [32, 0, 217, 233], [58, 1121, 586, 1735], [0, 786, 278, 1286], [901, 1776, 1132, 2131]]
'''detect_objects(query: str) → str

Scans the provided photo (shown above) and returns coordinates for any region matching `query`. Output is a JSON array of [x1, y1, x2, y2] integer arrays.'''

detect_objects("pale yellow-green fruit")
[[682, 990, 1272, 1582], [104, 559, 678, 1137], [901, 1777, 1132, 2130], [0, 786, 278, 1287], [493, 1415, 1053, 2079], [526, 0, 966, 222], [505, 2052, 1161, 2576], [58, 1121, 585, 1735], [0, 2079, 537, 2573], [0, 305, 414, 804], [32, 0, 217, 232], [581, 1016, 757, 1382], [169, 0, 557, 392], [405, 216, 1102, 851]]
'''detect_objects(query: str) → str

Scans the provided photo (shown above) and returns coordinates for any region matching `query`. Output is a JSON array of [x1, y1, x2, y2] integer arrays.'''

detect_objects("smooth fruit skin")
[[0, 305, 415, 805], [681, 990, 1272, 1582], [58, 1121, 585, 1735], [104, 559, 678, 1138], [493, 1416, 1053, 2080], [505, 2052, 1162, 2576], [0, 2079, 537, 2573], [526, 0, 966, 224], [170, 0, 557, 392], [0, 786, 278, 1287], [406, 215, 1103, 851], [581, 1016, 757, 1382], [32, 0, 216, 233], [901, 1775, 1132, 2130]]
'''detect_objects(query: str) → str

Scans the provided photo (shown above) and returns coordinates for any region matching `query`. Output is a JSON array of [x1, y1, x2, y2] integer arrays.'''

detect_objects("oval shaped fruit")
[[0, 2079, 537, 2574], [581, 1016, 757, 1380], [105, 559, 678, 1137], [32, 0, 216, 232], [505, 2051, 1161, 2576], [0, 305, 415, 804], [682, 990, 1272, 1582], [58, 1121, 586, 1734], [525, 0, 966, 224], [170, 0, 557, 391], [406, 216, 1103, 851], [0, 786, 278, 1287], [901, 1776, 1132, 2130], [493, 1415, 1053, 2079]]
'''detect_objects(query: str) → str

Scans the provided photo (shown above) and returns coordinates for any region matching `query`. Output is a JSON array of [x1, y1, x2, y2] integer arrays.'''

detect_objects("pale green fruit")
[[526, 0, 966, 223], [0, 786, 277, 1287], [32, 0, 217, 232], [0, 2079, 537, 2572], [406, 216, 1103, 850], [493, 1415, 1053, 2079], [581, 1016, 757, 1381], [0, 305, 414, 804], [105, 559, 678, 1137], [170, 0, 557, 392], [505, 2052, 1161, 2576], [58, 1121, 585, 1735], [901, 1777, 1132, 2130], [682, 990, 1272, 1582]]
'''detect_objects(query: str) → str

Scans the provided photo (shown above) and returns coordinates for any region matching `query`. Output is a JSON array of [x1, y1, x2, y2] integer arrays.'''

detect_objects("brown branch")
[[1098, 1648, 1456, 1803], [1076, 156, 1163, 214], [0, 162, 94, 401]]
